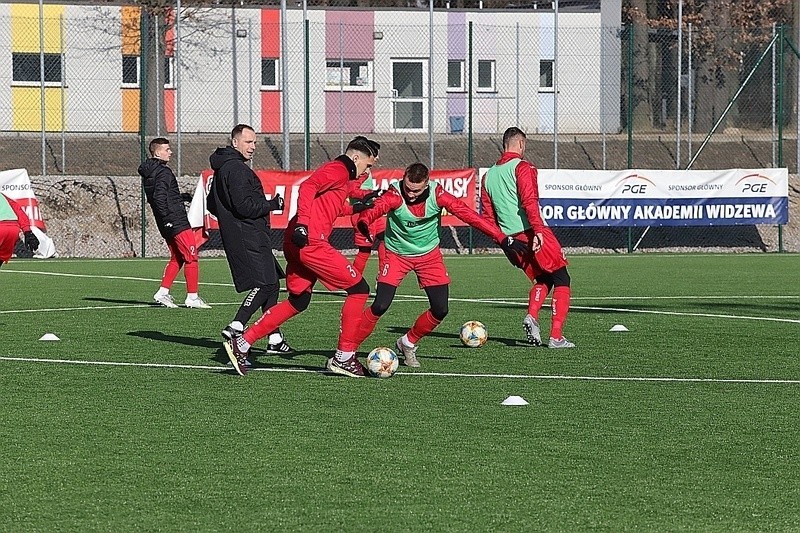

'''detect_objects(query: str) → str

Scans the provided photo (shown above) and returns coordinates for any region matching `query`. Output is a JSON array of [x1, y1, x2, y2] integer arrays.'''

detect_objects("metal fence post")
[[139, 10, 149, 258], [626, 23, 634, 253], [305, 18, 310, 170], [778, 24, 785, 253], [467, 21, 473, 169]]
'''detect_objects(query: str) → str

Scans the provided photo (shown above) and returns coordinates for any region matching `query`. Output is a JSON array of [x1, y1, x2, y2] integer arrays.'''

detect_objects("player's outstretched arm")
[[436, 188, 505, 244], [357, 188, 398, 227]]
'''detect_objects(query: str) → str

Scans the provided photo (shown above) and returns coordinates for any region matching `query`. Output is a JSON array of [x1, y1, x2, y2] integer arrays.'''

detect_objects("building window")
[[163, 56, 174, 88], [122, 55, 139, 86], [12, 52, 62, 84], [477, 59, 495, 92], [539, 60, 554, 92], [447, 60, 465, 92], [261, 58, 279, 89], [325, 60, 373, 92]]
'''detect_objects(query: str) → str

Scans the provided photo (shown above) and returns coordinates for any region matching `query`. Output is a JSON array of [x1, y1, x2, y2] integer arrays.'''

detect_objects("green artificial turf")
[[1, 254, 799, 531]]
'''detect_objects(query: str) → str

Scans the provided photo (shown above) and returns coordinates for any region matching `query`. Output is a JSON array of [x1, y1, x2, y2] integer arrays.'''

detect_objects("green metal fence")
[[1, 6, 796, 257]]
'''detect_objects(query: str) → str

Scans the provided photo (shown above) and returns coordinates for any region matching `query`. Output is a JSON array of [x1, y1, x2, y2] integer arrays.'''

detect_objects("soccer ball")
[[460, 320, 488, 348], [366, 347, 399, 378]]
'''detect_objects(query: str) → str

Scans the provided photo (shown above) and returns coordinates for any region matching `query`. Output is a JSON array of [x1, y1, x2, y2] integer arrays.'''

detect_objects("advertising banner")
[[0, 168, 56, 258], [189, 168, 478, 233], [478, 168, 789, 227]]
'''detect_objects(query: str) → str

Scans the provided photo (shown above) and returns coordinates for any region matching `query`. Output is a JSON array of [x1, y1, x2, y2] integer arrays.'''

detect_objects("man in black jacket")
[[139, 137, 211, 309], [207, 124, 291, 369]]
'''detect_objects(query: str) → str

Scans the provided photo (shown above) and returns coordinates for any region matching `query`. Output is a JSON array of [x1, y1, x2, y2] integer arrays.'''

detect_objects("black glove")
[[499, 236, 525, 269], [356, 220, 373, 243], [361, 190, 382, 205], [268, 194, 284, 212], [292, 224, 309, 248], [499, 235, 528, 255], [24, 230, 40, 252], [180, 192, 193, 203], [351, 201, 370, 214]]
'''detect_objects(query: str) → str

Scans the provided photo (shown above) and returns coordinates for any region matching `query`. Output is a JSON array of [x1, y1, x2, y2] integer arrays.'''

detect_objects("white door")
[[391, 59, 427, 132]]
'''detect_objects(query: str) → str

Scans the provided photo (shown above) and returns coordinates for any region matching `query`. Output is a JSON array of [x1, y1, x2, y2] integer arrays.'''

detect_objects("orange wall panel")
[[122, 89, 140, 132]]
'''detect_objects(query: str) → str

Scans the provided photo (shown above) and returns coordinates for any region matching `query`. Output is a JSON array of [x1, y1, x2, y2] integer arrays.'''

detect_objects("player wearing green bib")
[[481, 127, 575, 348], [349, 163, 526, 367]]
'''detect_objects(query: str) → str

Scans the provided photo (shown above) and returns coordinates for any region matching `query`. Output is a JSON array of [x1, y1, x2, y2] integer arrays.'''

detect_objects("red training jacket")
[[0, 194, 32, 231]]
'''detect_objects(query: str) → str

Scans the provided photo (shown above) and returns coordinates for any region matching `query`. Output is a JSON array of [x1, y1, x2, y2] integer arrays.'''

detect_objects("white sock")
[[156, 287, 170, 297], [187, 292, 198, 300], [335, 349, 354, 362], [401, 334, 414, 348], [268, 332, 283, 345], [236, 337, 251, 352], [229, 321, 244, 332]]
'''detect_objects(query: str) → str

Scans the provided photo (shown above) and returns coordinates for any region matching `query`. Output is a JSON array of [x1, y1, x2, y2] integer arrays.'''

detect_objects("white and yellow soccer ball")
[[366, 346, 399, 378], [460, 320, 488, 348]]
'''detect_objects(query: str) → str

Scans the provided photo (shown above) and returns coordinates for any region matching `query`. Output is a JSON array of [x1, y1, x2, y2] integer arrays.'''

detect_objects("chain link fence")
[[0, 4, 797, 257]]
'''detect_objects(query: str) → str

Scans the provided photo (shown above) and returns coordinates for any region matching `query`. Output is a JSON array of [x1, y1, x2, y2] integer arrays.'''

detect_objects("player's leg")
[[352, 246, 372, 275], [172, 229, 207, 309], [239, 259, 314, 350], [223, 284, 274, 338], [153, 237, 181, 308], [0, 225, 17, 266], [375, 236, 386, 266], [523, 266, 550, 347], [297, 244, 370, 377], [548, 267, 575, 348], [396, 284, 448, 368], [347, 281, 398, 356], [260, 287, 294, 354], [396, 249, 450, 368]]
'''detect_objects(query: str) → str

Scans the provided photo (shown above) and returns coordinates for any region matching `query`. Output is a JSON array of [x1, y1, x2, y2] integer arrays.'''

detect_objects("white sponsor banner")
[[537, 168, 788, 199], [0, 168, 56, 257], [479, 168, 789, 227]]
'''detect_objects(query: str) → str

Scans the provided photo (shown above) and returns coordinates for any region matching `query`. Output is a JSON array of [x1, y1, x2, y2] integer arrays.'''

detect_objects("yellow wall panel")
[[122, 89, 140, 132], [11, 4, 64, 53], [12, 87, 64, 131], [121, 6, 140, 56]]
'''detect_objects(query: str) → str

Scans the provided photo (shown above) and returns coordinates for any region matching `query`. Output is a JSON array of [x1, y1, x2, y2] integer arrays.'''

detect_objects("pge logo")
[[736, 173, 775, 194], [616, 174, 655, 195]]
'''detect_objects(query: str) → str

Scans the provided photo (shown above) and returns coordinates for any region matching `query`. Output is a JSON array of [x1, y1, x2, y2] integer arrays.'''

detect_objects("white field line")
[[395, 294, 800, 324], [1, 356, 799, 385], [3, 269, 799, 323], [1, 269, 234, 287]]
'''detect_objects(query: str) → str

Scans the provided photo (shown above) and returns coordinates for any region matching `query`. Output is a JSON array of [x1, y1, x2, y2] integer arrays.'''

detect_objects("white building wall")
[[63, 5, 122, 132], [0, 4, 617, 135]]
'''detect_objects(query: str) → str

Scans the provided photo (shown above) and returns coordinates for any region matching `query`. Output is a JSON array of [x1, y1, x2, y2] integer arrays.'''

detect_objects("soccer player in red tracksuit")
[[348, 170, 386, 275], [0, 194, 39, 267], [224, 136, 380, 377], [481, 126, 575, 348], [348, 162, 527, 368]]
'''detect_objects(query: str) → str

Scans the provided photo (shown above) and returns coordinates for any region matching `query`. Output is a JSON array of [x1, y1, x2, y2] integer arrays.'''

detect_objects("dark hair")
[[502, 127, 526, 149], [148, 137, 170, 156], [404, 162, 429, 184], [231, 124, 254, 140], [347, 136, 380, 157]]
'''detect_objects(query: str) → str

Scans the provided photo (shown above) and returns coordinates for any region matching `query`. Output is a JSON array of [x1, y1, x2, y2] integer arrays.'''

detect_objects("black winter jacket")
[[138, 158, 191, 239], [208, 147, 283, 292]]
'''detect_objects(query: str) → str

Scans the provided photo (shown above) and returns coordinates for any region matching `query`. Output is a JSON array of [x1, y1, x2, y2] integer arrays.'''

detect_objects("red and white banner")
[[188, 168, 478, 236], [0, 169, 47, 230], [0, 168, 56, 258]]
